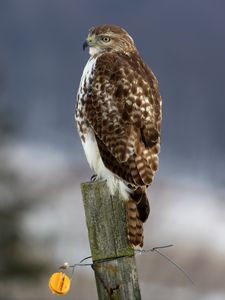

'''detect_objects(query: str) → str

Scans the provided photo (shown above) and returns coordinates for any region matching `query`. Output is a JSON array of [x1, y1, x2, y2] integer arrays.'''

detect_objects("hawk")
[[75, 24, 162, 247]]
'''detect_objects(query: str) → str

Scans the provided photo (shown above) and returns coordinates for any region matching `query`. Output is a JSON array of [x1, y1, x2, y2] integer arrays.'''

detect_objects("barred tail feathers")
[[126, 188, 150, 248]]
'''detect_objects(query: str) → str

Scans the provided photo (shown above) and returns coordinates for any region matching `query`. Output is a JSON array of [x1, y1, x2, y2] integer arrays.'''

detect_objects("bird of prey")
[[75, 24, 162, 247]]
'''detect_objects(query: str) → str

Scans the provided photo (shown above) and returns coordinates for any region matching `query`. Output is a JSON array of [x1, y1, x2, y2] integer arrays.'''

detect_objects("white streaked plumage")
[[82, 128, 130, 199], [77, 47, 130, 200], [78, 56, 96, 92], [75, 24, 162, 247]]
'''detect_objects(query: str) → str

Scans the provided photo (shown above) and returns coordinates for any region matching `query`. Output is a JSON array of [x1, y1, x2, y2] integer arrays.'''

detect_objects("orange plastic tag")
[[49, 272, 71, 295]]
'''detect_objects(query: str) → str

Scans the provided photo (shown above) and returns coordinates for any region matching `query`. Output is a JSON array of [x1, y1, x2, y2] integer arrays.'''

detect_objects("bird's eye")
[[101, 36, 111, 43]]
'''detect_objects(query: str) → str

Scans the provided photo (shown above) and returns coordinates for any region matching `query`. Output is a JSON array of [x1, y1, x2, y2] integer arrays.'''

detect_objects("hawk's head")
[[83, 24, 137, 56]]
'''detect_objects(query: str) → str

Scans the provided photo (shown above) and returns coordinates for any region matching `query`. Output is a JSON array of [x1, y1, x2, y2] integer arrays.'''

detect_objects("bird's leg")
[[90, 174, 97, 181]]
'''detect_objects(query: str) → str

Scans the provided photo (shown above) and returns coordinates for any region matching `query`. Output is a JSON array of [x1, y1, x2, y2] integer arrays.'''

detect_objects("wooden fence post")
[[81, 180, 142, 300]]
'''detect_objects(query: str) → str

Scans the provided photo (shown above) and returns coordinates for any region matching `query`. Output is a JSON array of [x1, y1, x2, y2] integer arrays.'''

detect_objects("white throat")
[[89, 47, 101, 56]]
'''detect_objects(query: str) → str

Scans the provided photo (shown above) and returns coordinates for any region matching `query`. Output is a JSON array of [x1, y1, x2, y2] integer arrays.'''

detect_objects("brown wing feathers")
[[85, 52, 161, 187], [83, 50, 161, 247]]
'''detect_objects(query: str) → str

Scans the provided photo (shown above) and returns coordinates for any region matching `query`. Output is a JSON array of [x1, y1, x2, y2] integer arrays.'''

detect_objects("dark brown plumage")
[[75, 24, 162, 247]]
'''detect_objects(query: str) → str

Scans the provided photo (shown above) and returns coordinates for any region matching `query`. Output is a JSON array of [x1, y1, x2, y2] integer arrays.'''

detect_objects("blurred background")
[[0, 0, 225, 299]]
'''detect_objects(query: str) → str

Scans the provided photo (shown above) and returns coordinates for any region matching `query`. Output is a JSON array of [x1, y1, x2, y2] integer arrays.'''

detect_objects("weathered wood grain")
[[81, 180, 141, 300]]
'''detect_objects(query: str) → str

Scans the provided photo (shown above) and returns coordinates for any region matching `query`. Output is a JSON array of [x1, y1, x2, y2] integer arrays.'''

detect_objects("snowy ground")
[[1, 141, 225, 300]]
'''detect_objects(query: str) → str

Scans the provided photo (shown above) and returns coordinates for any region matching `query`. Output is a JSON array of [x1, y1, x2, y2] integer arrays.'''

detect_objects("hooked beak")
[[82, 40, 89, 51]]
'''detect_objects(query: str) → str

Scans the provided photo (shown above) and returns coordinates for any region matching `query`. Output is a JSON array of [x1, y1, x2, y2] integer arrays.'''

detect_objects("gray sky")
[[1, 0, 225, 186]]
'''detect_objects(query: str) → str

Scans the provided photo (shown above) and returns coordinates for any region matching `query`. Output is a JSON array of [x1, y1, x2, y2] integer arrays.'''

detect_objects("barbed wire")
[[58, 244, 194, 285], [136, 244, 194, 285]]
